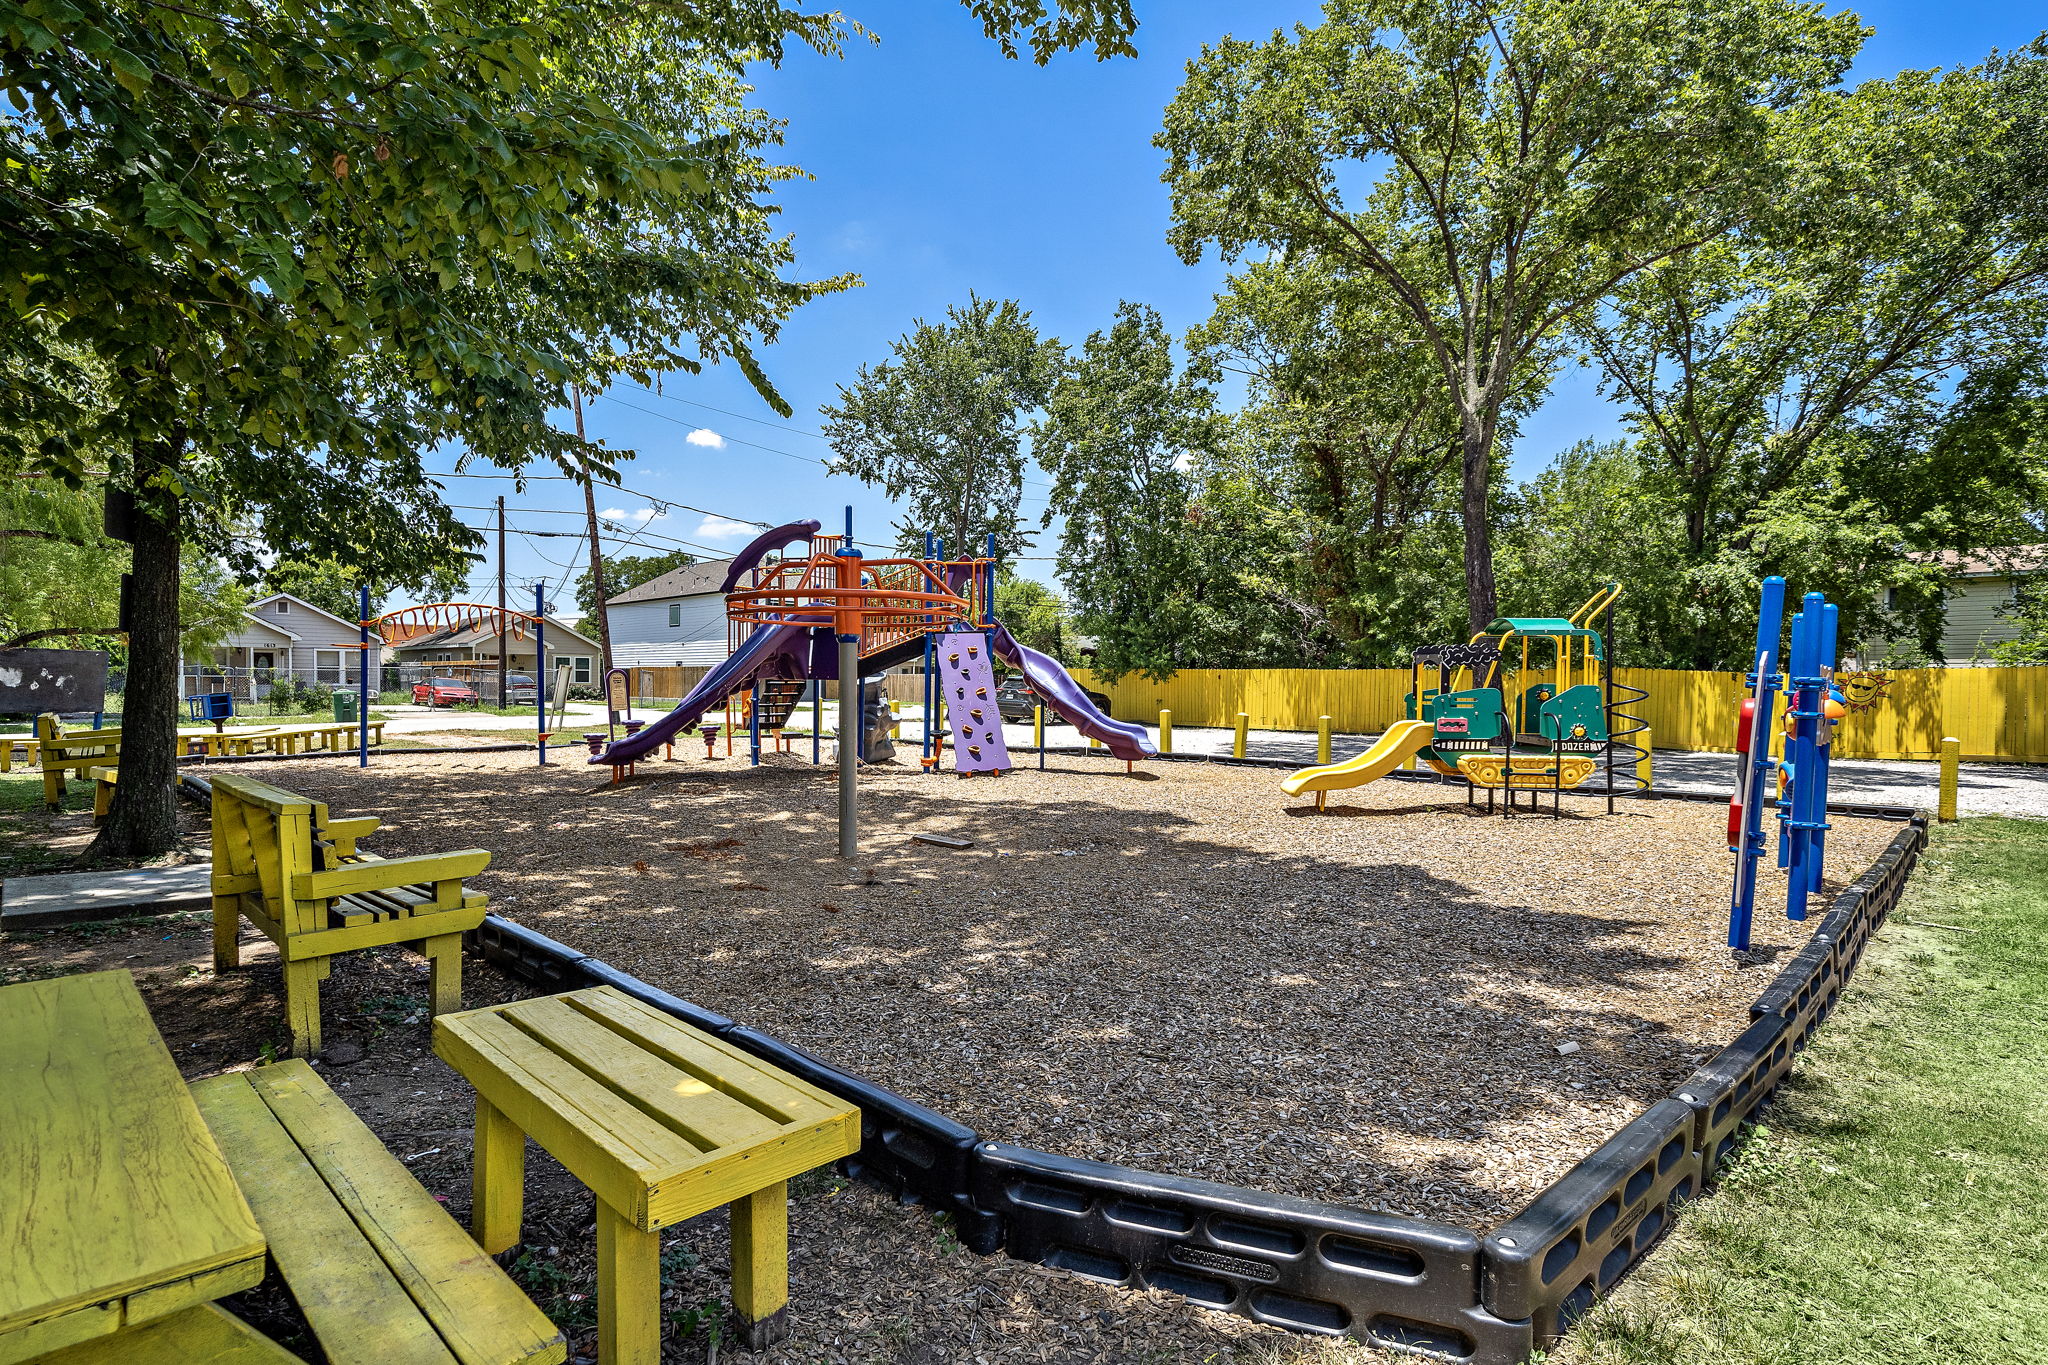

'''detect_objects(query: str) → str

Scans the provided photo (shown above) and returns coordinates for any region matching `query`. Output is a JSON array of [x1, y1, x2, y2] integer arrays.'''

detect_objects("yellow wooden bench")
[[210, 772, 491, 1056], [436, 987, 861, 1361], [191, 1060, 566, 1365], [34, 713, 120, 810], [86, 763, 118, 822], [34, 1304, 300, 1364], [0, 733, 37, 773]]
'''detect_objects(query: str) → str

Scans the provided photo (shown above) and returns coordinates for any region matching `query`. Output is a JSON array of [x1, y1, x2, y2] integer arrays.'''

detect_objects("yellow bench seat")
[[191, 1061, 564, 1365]]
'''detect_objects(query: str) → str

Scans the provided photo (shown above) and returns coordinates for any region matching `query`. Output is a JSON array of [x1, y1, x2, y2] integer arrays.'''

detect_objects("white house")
[[604, 559, 736, 667], [182, 593, 370, 698]]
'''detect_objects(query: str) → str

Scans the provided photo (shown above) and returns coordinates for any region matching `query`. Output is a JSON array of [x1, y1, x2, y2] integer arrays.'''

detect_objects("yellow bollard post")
[[1317, 714, 1331, 765], [1636, 725, 1653, 789], [1939, 736, 1960, 822], [1159, 708, 1173, 755], [1233, 712, 1249, 759], [888, 699, 902, 739], [1033, 705, 1044, 753]]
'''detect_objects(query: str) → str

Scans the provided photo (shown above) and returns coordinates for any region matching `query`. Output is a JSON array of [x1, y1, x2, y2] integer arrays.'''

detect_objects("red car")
[[412, 676, 477, 707]]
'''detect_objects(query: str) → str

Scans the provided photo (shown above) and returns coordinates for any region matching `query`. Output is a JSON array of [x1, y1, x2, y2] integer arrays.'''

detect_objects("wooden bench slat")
[[292, 851, 488, 901], [498, 997, 783, 1153], [248, 1064, 566, 1365], [570, 989, 851, 1126], [189, 1072, 458, 1365], [34, 1304, 304, 1364]]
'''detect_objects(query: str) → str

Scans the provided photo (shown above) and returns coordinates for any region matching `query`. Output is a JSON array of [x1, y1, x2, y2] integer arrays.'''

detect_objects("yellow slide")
[[1280, 719, 1436, 805]]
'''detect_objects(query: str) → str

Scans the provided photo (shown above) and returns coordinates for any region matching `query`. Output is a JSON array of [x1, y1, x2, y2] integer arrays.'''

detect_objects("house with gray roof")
[[603, 559, 736, 667]]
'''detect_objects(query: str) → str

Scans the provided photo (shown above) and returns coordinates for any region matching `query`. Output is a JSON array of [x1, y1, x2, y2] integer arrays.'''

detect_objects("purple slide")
[[989, 622, 1157, 762], [588, 620, 818, 766]]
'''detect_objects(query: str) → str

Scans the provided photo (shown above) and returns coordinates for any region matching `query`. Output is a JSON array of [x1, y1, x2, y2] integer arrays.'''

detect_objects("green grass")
[[1556, 818, 2048, 1365], [0, 769, 92, 878]]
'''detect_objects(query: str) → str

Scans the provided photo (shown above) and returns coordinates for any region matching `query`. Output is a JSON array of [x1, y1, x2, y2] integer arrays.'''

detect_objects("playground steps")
[[750, 678, 809, 733]]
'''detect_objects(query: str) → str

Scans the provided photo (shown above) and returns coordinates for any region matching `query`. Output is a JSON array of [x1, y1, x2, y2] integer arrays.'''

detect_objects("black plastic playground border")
[[460, 769, 1931, 1362]]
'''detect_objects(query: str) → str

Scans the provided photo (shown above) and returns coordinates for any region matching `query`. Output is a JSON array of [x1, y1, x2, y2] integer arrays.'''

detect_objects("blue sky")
[[427, 0, 2044, 611]]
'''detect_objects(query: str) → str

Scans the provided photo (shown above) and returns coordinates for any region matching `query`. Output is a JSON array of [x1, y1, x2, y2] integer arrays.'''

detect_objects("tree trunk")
[[1459, 410, 1500, 635], [88, 439, 183, 860]]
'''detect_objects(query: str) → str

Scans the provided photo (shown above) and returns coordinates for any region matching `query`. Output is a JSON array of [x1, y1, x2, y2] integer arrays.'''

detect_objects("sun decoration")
[[1836, 670, 1893, 713]]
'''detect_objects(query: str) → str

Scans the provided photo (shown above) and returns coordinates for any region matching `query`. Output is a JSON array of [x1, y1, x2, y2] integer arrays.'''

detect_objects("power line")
[[601, 384, 1060, 494]]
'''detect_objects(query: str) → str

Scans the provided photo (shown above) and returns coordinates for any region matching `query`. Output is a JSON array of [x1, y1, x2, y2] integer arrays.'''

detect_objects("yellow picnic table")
[[0, 971, 266, 1363]]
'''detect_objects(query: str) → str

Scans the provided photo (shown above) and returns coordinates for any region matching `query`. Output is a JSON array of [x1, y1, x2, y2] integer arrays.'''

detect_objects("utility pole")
[[495, 495, 509, 708], [573, 384, 615, 679]]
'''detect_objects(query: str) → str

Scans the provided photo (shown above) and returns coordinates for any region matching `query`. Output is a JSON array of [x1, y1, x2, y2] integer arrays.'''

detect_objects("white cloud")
[[692, 515, 757, 542], [685, 428, 727, 449], [600, 507, 666, 526]]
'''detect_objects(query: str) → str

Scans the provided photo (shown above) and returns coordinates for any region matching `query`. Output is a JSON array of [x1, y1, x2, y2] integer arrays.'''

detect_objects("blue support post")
[[749, 680, 762, 766], [535, 585, 548, 765], [358, 585, 371, 768], [983, 531, 996, 625], [1728, 576, 1787, 952], [812, 683, 820, 766]]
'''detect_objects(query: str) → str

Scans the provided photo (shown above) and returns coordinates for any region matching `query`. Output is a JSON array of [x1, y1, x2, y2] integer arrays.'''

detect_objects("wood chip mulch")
[[228, 747, 1892, 1231]]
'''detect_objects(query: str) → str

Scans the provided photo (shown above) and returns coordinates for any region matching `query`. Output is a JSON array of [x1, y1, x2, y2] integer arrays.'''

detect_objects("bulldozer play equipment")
[[1283, 584, 1649, 815]]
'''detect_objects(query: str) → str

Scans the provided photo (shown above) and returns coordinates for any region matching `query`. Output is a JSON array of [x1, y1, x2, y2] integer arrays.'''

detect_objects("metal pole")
[[922, 531, 935, 765], [535, 585, 548, 765], [357, 585, 370, 768], [838, 632, 858, 857], [573, 385, 615, 682], [1604, 598, 1615, 814], [812, 685, 820, 765], [749, 680, 761, 766], [496, 495, 508, 710]]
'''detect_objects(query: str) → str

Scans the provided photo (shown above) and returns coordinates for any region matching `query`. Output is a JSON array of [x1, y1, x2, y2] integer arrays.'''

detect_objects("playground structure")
[[355, 586, 555, 766], [587, 512, 1155, 855], [1282, 585, 1648, 813], [1727, 577, 1846, 952]]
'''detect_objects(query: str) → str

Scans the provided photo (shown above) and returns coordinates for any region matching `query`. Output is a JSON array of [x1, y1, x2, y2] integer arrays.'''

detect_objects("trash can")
[[332, 691, 357, 724]]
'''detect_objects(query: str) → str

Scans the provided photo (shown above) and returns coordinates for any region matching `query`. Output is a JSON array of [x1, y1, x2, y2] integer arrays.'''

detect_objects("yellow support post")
[[1159, 708, 1172, 754], [1033, 705, 1043, 752], [1317, 714, 1332, 764], [1637, 726, 1653, 789], [1939, 736, 1960, 822], [1233, 712, 1249, 759]]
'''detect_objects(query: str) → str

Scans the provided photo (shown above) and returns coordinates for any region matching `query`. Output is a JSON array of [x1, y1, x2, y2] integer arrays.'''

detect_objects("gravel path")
[[240, 748, 1897, 1230]]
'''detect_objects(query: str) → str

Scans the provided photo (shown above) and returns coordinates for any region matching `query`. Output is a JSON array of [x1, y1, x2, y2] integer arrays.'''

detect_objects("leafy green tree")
[[5, 0, 852, 855], [821, 295, 1065, 558], [992, 573, 1071, 663], [575, 549, 698, 617], [1190, 259, 1491, 664], [263, 560, 382, 623], [1183, 432, 1338, 668], [1035, 302, 1214, 680], [961, 0, 1136, 62], [1501, 439, 1953, 669], [1579, 52, 2048, 664], [1159, 0, 1862, 634]]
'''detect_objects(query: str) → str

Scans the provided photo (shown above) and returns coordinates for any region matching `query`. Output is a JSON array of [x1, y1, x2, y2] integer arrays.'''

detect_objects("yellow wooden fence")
[[1070, 665, 2048, 764]]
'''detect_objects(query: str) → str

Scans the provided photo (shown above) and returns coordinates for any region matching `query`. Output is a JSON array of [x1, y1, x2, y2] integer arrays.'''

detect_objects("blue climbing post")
[[1728, 576, 1786, 952], [1783, 592, 1829, 922], [1811, 602, 1839, 894], [357, 585, 372, 768]]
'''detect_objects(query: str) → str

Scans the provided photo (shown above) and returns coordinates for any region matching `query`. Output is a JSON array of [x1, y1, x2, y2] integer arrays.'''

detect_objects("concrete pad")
[[2, 864, 212, 929]]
